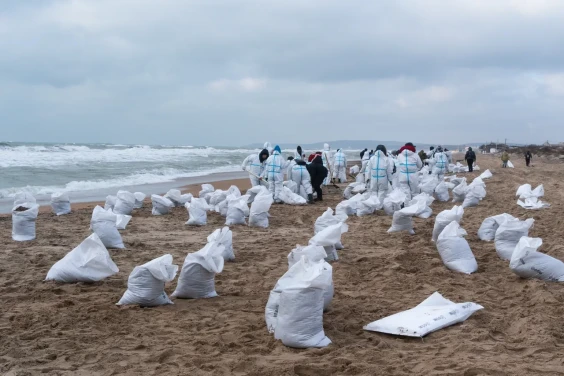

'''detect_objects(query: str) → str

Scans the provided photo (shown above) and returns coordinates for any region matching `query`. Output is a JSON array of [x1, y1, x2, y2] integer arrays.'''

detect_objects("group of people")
[[241, 142, 332, 204], [242, 141, 463, 205]]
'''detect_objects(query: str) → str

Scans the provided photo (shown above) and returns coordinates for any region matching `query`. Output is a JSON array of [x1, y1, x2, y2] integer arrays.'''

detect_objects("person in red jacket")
[[398, 142, 416, 153]]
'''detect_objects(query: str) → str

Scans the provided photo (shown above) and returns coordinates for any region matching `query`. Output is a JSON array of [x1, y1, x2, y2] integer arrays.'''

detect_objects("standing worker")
[[322, 143, 334, 186], [332, 148, 347, 183], [290, 158, 314, 203], [307, 155, 328, 202], [525, 151, 532, 167], [432, 147, 448, 180], [501, 150, 510, 168], [367, 145, 394, 202], [241, 149, 269, 187], [465, 147, 477, 172], [261, 145, 284, 202], [397, 142, 423, 199]]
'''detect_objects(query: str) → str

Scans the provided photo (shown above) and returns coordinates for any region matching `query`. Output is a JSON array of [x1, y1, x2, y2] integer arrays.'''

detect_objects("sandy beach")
[[2, 154, 564, 375]]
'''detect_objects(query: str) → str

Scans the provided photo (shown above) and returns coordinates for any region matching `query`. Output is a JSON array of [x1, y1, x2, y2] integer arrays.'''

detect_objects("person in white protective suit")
[[241, 148, 269, 187], [290, 157, 314, 203], [332, 149, 347, 183], [261, 145, 285, 202], [397, 142, 423, 199], [263, 142, 274, 155], [286, 146, 303, 181], [432, 147, 448, 180], [322, 143, 335, 186], [368, 145, 394, 201], [357, 149, 371, 184]]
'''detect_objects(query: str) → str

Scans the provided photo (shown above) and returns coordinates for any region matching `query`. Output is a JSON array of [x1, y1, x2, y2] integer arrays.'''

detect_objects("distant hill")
[[246, 140, 471, 151]]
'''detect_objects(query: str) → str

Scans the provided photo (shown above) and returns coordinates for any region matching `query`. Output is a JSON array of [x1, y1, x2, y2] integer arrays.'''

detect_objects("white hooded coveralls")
[[332, 150, 347, 183], [290, 162, 313, 198], [241, 152, 265, 187], [432, 152, 448, 180], [262, 150, 284, 202], [368, 150, 394, 202], [398, 149, 423, 199]]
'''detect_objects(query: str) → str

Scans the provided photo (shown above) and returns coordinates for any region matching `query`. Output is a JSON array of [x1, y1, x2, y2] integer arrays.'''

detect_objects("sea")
[[0, 142, 359, 213]]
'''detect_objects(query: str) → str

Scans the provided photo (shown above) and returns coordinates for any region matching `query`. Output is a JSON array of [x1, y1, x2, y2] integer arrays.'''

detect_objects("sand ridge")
[[2, 154, 564, 375]]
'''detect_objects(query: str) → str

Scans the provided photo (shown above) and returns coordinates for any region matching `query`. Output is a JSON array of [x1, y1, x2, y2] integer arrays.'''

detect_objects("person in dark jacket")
[[465, 147, 477, 172], [525, 151, 532, 167], [306, 155, 328, 201]]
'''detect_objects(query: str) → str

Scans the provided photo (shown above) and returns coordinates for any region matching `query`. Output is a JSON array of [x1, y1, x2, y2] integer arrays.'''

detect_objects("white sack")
[[249, 192, 274, 228], [435, 182, 450, 202], [113, 190, 136, 215], [477, 213, 516, 241], [90, 206, 125, 249], [171, 242, 225, 299], [117, 254, 178, 307], [225, 195, 250, 225], [186, 198, 211, 226], [12, 203, 40, 241], [165, 189, 192, 207], [209, 190, 228, 206], [510, 237, 564, 282], [151, 194, 174, 215], [227, 185, 241, 198], [494, 218, 535, 260], [452, 179, 468, 203], [356, 195, 381, 217], [419, 175, 439, 195], [199, 184, 215, 203], [507, 160, 514, 168], [104, 195, 116, 211], [436, 222, 478, 274], [314, 208, 347, 250], [479, 169, 493, 180], [207, 227, 234, 261], [516, 184, 544, 199], [246, 185, 269, 204], [14, 191, 36, 207], [383, 189, 407, 216], [432, 206, 464, 242], [115, 213, 132, 230], [387, 200, 427, 235], [343, 182, 365, 199], [279, 186, 307, 205], [363, 292, 483, 337], [46, 233, 119, 282], [283, 180, 298, 193], [350, 165, 360, 175], [51, 192, 71, 216], [133, 192, 146, 208], [273, 257, 332, 348]]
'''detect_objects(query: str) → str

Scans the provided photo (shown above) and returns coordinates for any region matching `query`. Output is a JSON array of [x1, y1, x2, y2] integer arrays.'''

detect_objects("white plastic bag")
[[435, 182, 450, 202], [207, 227, 234, 261], [452, 179, 468, 203], [165, 189, 192, 207], [356, 195, 381, 217], [479, 169, 492, 180], [172, 242, 225, 299], [477, 213, 516, 241], [516, 184, 544, 200], [507, 160, 514, 168], [104, 195, 116, 211], [249, 193, 274, 228], [283, 180, 298, 193], [278, 186, 307, 205], [419, 175, 439, 195], [46, 233, 119, 282], [343, 182, 365, 199], [227, 185, 241, 198], [436, 222, 478, 274], [510, 237, 564, 282], [272, 257, 332, 348], [432, 206, 464, 242], [115, 213, 132, 230], [309, 222, 348, 262], [199, 184, 215, 203], [186, 198, 211, 226], [209, 190, 228, 206], [14, 191, 36, 207], [117, 254, 178, 307], [113, 190, 136, 215], [494, 218, 535, 260], [383, 189, 407, 216], [51, 192, 71, 216], [246, 185, 269, 204], [90, 206, 125, 249], [133, 192, 146, 209], [225, 195, 250, 225], [363, 292, 483, 337], [388, 200, 427, 234], [314, 208, 347, 250], [517, 197, 550, 210], [12, 203, 40, 241], [151, 194, 174, 215]]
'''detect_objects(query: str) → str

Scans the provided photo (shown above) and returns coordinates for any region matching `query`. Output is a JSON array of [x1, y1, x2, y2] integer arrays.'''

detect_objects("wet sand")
[[2, 154, 564, 375]]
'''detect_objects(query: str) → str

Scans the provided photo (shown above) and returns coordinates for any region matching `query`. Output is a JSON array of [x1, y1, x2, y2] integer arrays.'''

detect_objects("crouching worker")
[[307, 155, 328, 202], [241, 149, 269, 186], [291, 158, 314, 203]]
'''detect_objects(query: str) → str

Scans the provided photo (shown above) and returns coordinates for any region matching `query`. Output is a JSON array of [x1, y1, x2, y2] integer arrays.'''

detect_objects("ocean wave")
[[0, 165, 241, 198]]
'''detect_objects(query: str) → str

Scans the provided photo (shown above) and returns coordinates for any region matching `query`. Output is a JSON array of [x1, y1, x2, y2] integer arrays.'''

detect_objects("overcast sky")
[[2, 0, 564, 146]]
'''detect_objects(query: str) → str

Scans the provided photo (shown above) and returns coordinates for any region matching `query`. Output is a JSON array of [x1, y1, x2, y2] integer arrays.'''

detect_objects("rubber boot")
[[307, 194, 314, 204]]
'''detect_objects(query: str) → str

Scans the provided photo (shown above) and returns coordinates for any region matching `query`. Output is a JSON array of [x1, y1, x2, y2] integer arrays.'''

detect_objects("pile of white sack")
[[172, 241, 225, 299], [343, 182, 367, 200], [309, 222, 348, 262], [383, 189, 407, 216], [314, 208, 348, 251], [265, 256, 333, 348], [199, 184, 215, 203], [51, 192, 71, 216], [336, 192, 382, 217], [117, 254, 178, 307], [509, 237, 564, 282], [432, 206, 464, 242], [494, 217, 535, 260], [46, 233, 119, 282], [516, 184, 549, 210], [452, 177, 487, 208]]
